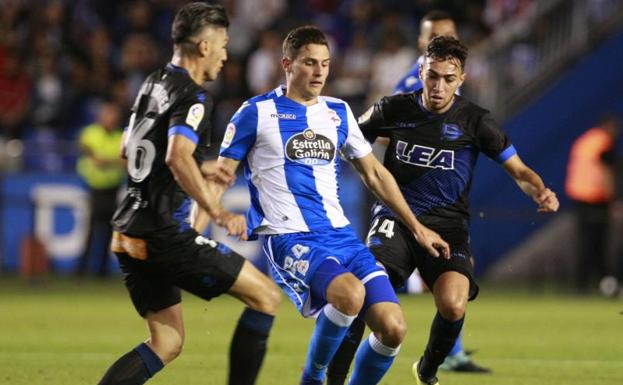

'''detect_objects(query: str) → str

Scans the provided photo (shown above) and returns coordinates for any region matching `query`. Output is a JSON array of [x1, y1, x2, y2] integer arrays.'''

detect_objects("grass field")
[[1, 277, 622, 385]]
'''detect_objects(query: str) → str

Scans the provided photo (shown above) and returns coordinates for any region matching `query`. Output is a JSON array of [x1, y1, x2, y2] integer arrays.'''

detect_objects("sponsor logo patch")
[[221, 123, 236, 148], [285, 129, 336, 166], [186, 103, 205, 131]]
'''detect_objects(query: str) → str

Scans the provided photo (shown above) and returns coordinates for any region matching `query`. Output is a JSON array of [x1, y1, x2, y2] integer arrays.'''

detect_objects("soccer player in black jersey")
[[330, 36, 559, 385], [96, 3, 281, 385]]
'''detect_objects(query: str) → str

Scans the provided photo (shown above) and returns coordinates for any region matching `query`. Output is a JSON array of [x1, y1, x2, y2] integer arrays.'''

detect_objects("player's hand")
[[413, 225, 450, 259], [201, 160, 236, 186], [535, 188, 559, 213], [214, 210, 248, 240]]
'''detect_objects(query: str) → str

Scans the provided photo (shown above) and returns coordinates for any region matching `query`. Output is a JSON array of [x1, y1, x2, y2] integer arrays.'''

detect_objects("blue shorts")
[[263, 226, 398, 317]]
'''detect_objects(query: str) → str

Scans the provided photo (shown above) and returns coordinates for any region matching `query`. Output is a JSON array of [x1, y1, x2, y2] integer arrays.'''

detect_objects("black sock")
[[326, 316, 366, 385], [98, 343, 164, 385], [228, 307, 275, 385], [420, 312, 464, 380]]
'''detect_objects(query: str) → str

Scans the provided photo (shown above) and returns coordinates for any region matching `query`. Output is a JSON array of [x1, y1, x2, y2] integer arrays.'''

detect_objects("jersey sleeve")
[[340, 103, 372, 159], [477, 112, 516, 163], [357, 97, 390, 142], [219, 101, 258, 160], [168, 91, 213, 145]]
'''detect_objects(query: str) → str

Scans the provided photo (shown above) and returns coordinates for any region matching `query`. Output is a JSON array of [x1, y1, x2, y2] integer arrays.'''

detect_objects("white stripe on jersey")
[[253, 99, 309, 232], [307, 100, 349, 229]]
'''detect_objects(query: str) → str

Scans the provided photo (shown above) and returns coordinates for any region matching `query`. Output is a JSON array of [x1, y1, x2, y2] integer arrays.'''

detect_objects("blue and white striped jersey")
[[220, 86, 372, 238]]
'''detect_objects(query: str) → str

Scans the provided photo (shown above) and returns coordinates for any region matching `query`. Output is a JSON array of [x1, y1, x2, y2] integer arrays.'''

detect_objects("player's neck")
[[285, 87, 319, 106], [170, 54, 205, 85]]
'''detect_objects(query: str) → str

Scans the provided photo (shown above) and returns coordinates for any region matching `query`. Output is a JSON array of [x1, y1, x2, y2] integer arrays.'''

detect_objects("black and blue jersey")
[[112, 63, 213, 236], [359, 90, 516, 229]]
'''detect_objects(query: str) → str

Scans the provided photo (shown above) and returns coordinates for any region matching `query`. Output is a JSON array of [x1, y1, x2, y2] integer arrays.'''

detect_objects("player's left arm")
[[190, 159, 237, 233], [350, 153, 449, 258], [502, 154, 559, 213]]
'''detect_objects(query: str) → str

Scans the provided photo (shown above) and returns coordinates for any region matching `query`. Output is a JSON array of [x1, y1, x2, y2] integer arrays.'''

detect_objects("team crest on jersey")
[[395, 140, 454, 170], [327, 109, 341, 125], [221, 123, 236, 148], [285, 129, 336, 166], [186, 103, 204, 131], [441, 123, 462, 141]]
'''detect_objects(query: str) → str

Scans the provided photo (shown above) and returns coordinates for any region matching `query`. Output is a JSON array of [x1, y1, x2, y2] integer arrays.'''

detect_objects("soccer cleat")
[[412, 359, 440, 385], [439, 351, 491, 373]]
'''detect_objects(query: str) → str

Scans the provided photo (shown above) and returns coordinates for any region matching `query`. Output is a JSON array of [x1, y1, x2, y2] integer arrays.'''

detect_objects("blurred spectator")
[[246, 30, 283, 95], [565, 115, 620, 293], [31, 51, 65, 134], [0, 45, 31, 139], [332, 30, 372, 106], [484, 0, 533, 31], [367, 31, 415, 103], [120, 33, 160, 98], [75, 101, 125, 277]]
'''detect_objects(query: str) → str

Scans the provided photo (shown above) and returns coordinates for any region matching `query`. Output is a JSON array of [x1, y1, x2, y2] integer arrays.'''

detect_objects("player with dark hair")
[[366, 35, 558, 384], [394, 10, 458, 95], [217, 25, 449, 385], [330, 35, 559, 385], [96, 3, 281, 385], [327, 13, 487, 385]]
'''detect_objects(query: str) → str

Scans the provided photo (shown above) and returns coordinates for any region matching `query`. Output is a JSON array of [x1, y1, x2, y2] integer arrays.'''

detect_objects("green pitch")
[[1, 278, 622, 385]]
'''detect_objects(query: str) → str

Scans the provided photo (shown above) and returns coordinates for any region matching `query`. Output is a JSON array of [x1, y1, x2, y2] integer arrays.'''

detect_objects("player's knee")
[[376, 310, 407, 347], [151, 333, 184, 364], [438, 296, 467, 321], [328, 274, 365, 316], [257, 283, 282, 315]]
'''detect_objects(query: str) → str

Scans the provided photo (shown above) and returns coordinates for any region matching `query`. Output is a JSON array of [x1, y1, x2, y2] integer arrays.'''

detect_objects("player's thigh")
[[417, 228, 479, 301], [228, 260, 281, 315], [117, 252, 182, 318], [167, 236, 246, 301], [365, 216, 416, 288]]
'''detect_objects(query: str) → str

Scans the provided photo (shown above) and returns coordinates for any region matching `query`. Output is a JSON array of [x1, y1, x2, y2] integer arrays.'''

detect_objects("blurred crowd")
[[0, 0, 542, 170]]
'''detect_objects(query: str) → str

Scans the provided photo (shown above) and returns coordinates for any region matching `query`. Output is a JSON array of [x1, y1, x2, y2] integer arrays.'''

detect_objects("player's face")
[[283, 44, 330, 103], [419, 19, 458, 53], [199, 26, 229, 81], [419, 57, 465, 113]]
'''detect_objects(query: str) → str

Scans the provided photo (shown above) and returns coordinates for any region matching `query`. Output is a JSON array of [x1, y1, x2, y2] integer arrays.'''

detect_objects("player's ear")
[[282, 56, 292, 74], [458, 70, 466, 88]]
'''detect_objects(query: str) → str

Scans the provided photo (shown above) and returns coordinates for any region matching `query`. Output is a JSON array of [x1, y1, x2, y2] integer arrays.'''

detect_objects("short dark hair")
[[426, 36, 468, 70], [420, 10, 454, 28], [282, 25, 329, 58], [171, 2, 229, 45]]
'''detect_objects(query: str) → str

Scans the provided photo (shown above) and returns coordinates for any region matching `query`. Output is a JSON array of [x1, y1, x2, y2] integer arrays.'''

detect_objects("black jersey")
[[112, 63, 213, 237], [359, 90, 516, 229]]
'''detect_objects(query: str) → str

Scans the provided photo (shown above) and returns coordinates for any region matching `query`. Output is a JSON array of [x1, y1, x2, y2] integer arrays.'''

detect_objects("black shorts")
[[113, 230, 245, 317], [366, 216, 479, 301]]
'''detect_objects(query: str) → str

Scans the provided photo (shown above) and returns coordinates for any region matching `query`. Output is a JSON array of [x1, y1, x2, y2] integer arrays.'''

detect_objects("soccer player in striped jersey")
[[217, 26, 449, 385]]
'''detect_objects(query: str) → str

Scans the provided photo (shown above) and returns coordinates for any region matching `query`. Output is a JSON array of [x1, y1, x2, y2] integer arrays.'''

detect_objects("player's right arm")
[[346, 102, 449, 258], [165, 135, 246, 239]]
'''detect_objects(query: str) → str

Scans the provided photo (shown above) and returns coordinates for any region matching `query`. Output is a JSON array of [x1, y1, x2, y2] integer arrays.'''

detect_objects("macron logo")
[[270, 113, 297, 120]]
